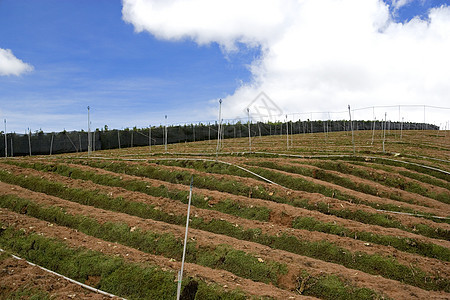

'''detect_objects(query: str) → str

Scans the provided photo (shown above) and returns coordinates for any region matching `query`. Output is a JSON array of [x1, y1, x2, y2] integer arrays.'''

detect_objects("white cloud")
[[122, 0, 296, 51], [122, 0, 450, 124], [391, 0, 414, 10], [0, 48, 34, 76]]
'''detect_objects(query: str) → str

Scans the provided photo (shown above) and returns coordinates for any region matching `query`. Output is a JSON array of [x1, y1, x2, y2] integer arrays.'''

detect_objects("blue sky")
[[1, 0, 449, 132]]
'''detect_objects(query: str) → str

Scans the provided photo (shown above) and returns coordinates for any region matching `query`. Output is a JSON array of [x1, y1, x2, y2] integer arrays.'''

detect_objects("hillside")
[[0, 129, 449, 299]]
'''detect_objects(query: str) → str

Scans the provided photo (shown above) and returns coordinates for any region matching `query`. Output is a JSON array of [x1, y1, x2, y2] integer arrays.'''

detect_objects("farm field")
[[0, 129, 449, 299]]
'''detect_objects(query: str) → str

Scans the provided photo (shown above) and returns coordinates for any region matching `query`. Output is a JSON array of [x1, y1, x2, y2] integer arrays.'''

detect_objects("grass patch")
[[295, 271, 387, 300], [0, 285, 54, 300]]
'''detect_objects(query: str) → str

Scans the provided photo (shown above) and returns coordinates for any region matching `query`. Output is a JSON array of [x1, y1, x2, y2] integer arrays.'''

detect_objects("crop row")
[[0, 167, 448, 292], [292, 216, 449, 261], [318, 158, 450, 191], [6, 160, 448, 241], [310, 155, 450, 182], [0, 194, 286, 286], [299, 160, 449, 204], [248, 160, 438, 206], [5, 160, 271, 222], [149, 159, 447, 224], [70, 159, 448, 232], [3, 161, 448, 261], [0, 220, 388, 300], [0, 224, 245, 300]]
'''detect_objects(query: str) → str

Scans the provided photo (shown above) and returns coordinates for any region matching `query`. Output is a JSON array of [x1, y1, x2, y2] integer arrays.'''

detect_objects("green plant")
[[292, 216, 450, 261], [3, 161, 271, 222], [0, 194, 286, 285], [295, 271, 386, 300], [0, 225, 247, 300]]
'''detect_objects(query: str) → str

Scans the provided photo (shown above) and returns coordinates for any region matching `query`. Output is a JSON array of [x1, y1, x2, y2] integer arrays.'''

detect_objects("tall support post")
[[164, 115, 168, 152], [87, 106, 92, 157], [348, 105, 355, 155], [176, 177, 194, 300], [93, 130, 95, 152], [193, 124, 195, 142], [117, 130, 121, 149], [10, 135, 13, 157], [149, 125, 151, 152], [50, 134, 54, 155], [28, 128, 32, 156], [290, 120, 294, 147], [286, 115, 289, 150], [423, 105, 426, 130], [371, 107, 376, 145], [400, 117, 404, 139], [4, 119, 7, 158], [221, 123, 225, 147], [323, 118, 326, 142], [382, 112, 387, 153], [247, 108, 252, 152], [371, 117, 376, 145], [216, 99, 222, 158]]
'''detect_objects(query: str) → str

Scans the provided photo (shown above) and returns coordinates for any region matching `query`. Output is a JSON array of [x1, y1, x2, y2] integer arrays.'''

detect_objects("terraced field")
[[0, 129, 449, 299]]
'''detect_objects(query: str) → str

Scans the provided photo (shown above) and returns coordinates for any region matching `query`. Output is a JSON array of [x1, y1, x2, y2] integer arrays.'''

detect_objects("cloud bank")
[[122, 0, 450, 123], [0, 48, 33, 76]]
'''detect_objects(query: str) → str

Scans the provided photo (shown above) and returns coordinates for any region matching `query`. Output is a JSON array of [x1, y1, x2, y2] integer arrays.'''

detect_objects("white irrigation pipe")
[[78, 149, 450, 177], [77, 155, 288, 189], [375, 210, 450, 220], [176, 177, 193, 300], [249, 152, 450, 176], [408, 155, 450, 164], [147, 156, 449, 220], [148, 157, 287, 189], [0, 248, 125, 299], [142, 157, 449, 219], [61, 154, 449, 221]]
